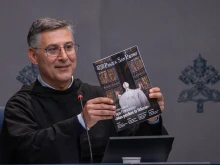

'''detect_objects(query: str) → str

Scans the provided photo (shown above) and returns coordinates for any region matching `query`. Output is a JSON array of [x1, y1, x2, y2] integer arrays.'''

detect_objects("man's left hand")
[[147, 87, 164, 123]]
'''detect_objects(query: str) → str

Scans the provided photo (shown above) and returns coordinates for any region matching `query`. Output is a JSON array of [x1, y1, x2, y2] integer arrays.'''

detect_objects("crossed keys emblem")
[[178, 55, 220, 112]]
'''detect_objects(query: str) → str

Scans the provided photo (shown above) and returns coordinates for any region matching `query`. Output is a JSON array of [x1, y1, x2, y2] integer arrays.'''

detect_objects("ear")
[[28, 47, 38, 65]]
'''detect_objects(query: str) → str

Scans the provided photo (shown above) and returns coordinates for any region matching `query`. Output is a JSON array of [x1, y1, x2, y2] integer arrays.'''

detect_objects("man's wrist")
[[148, 116, 160, 124]]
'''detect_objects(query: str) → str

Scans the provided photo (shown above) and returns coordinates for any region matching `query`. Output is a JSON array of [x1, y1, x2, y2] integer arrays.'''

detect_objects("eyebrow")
[[46, 41, 74, 48]]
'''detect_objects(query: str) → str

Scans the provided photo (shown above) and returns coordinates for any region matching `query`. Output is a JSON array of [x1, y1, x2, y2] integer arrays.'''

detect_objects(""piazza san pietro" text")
[[96, 52, 138, 71]]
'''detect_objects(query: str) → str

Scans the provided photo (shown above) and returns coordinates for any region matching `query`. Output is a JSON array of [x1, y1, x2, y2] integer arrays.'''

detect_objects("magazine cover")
[[93, 46, 161, 131]]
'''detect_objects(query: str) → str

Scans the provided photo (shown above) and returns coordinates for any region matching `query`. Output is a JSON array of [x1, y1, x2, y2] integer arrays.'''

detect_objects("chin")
[[56, 74, 72, 82], [61, 77, 72, 82]]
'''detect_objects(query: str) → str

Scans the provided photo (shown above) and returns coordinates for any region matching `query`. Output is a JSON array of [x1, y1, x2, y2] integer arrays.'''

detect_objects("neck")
[[53, 80, 72, 90], [38, 75, 73, 91], [125, 88, 130, 92]]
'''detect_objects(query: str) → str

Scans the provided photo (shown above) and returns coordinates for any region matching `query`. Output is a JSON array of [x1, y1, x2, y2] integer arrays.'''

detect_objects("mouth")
[[55, 64, 71, 70]]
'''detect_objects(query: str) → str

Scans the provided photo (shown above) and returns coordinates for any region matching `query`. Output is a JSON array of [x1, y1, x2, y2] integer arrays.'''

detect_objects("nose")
[[58, 47, 68, 61]]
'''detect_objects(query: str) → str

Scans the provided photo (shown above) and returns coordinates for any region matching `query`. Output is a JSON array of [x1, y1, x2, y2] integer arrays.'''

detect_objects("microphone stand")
[[78, 95, 93, 163]]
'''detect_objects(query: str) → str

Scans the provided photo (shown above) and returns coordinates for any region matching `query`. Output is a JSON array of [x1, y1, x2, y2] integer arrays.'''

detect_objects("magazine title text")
[[96, 52, 138, 71]]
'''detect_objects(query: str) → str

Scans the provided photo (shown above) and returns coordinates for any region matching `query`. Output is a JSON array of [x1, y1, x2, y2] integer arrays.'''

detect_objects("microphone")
[[77, 90, 93, 163]]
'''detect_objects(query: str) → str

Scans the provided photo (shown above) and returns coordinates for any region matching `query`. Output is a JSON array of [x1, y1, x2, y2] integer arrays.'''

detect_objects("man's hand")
[[82, 97, 116, 128], [147, 87, 164, 123]]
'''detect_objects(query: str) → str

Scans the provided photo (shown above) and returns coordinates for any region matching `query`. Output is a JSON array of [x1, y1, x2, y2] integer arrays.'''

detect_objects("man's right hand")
[[81, 97, 116, 129]]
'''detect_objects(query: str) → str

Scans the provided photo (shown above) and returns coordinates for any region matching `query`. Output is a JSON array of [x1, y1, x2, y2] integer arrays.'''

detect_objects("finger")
[[149, 87, 160, 93], [149, 92, 163, 100], [90, 109, 116, 116], [159, 105, 164, 111], [87, 97, 114, 105], [86, 104, 116, 111], [160, 106, 164, 111], [148, 116, 159, 122], [90, 115, 114, 121], [158, 101, 164, 107]]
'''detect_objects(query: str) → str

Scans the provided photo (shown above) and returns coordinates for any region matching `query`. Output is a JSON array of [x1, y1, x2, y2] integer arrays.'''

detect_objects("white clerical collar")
[[37, 75, 74, 90]]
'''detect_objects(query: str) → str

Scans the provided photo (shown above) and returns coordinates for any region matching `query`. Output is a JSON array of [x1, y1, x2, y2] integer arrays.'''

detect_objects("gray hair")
[[27, 17, 74, 47]]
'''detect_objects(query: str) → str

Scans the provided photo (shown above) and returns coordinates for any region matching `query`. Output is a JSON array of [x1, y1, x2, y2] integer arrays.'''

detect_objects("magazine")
[[93, 45, 161, 131]]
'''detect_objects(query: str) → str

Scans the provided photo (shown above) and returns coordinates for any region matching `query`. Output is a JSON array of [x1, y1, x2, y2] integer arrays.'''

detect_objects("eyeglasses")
[[33, 43, 79, 57]]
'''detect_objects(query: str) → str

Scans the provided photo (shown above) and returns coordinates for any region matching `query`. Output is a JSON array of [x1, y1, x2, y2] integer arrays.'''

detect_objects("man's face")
[[34, 27, 77, 87]]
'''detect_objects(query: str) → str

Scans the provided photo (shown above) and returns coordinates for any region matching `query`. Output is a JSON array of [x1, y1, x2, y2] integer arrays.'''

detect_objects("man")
[[0, 18, 166, 163]]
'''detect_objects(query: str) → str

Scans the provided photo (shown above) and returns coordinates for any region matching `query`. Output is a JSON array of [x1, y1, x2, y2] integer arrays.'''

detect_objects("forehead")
[[39, 27, 74, 46]]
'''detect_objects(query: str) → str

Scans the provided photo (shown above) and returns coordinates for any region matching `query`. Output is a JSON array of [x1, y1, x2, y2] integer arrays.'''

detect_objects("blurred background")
[[0, 0, 220, 162]]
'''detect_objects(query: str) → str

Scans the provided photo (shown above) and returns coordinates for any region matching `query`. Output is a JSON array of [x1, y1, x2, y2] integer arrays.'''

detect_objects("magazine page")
[[93, 46, 161, 131]]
